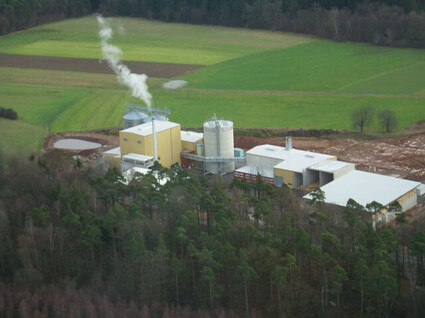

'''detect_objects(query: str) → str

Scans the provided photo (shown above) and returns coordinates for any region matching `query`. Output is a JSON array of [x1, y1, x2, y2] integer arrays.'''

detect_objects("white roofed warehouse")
[[304, 170, 421, 227], [234, 138, 347, 189]]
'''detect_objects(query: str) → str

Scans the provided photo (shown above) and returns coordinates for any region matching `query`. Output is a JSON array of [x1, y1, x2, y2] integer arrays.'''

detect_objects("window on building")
[[137, 140, 141, 144], [275, 176, 284, 187], [123, 138, 128, 141]]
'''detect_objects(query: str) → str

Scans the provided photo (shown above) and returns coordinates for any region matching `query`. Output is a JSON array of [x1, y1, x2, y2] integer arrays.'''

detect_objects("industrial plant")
[[104, 109, 245, 174], [103, 106, 425, 227]]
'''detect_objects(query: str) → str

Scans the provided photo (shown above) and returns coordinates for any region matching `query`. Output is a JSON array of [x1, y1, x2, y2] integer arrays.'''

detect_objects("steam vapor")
[[97, 15, 152, 107]]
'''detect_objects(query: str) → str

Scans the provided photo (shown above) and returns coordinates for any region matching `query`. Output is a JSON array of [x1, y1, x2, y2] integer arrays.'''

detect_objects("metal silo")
[[123, 110, 147, 129], [203, 114, 234, 174], [196, 143, 204, 156]]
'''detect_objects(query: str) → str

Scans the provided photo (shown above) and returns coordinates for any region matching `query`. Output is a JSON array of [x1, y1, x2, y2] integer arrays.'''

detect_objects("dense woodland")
[[1, 153, 425, 317], [0, 1, 425, 47]]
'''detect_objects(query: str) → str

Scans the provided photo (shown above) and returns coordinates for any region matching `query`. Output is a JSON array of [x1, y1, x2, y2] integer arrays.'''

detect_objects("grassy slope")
[[0, 67, 164, 89], [0, 118, 46, 155], [50, 89, 132, 133], [182, 41, 425, 94], [0, 17, 311, 65], [153, 90, 425, 130], [0, 17, 424, 155]]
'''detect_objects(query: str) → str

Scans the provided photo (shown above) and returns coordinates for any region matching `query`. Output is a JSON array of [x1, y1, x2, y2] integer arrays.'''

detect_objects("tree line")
[[0, 0, 94, 34], [1, 153, 425, 317], [100, 0, 425, 48], [1, 1, 425, 48]]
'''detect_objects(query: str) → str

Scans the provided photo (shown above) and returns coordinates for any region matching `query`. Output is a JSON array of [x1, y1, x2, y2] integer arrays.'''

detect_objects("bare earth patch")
[[0, 53, 203, 78]]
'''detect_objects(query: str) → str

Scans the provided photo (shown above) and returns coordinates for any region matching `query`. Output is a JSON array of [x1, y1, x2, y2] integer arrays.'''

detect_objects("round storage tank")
[[123, 110, 148, 129], [196, 143, 204, 156], [203, 116, 234, 174]]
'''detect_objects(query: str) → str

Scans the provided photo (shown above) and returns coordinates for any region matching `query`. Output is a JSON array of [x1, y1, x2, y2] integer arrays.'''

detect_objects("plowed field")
[[0, 53, 202, 78]]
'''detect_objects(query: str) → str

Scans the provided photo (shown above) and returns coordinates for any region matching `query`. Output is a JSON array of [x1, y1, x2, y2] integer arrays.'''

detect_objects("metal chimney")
[[152, 118, 158, 161], [286, 136, 292, 150]]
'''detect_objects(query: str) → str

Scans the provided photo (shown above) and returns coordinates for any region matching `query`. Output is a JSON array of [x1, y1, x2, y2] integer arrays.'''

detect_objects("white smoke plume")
[[97, 15, 152, 107]]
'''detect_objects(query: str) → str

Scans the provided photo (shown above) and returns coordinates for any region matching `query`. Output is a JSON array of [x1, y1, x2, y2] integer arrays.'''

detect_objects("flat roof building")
[[181, 131, 204, 154], [304, 170, 421, 227], [236, 144, 339, 188], [120, 120, 181, 169], [305, 170, 420, 209]]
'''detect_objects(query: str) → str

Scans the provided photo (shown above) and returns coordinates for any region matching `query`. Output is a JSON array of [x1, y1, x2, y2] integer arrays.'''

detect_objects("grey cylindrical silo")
[[123, 110, 148, 129], [203, 114, 234, 174]]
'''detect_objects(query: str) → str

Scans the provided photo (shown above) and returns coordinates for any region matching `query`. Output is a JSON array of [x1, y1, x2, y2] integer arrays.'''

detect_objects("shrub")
[[0, 107, 18, 120]]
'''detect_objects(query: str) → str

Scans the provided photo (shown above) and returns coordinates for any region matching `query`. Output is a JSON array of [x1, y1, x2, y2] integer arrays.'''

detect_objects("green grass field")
[[152, 90, 425, 130], [0, 118, 46, 155], [182, 41, 425, 93], [0, 16, 310, 65], [0, 16, 424, 154]]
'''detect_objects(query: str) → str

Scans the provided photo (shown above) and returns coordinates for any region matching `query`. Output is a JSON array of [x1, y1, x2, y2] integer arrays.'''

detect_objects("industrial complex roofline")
[[181, 153, 245, 163]]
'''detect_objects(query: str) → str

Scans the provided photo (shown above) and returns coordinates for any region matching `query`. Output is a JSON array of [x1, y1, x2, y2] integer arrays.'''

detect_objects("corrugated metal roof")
[[123, 110, 147, 120], [304, 170, 421, 208]]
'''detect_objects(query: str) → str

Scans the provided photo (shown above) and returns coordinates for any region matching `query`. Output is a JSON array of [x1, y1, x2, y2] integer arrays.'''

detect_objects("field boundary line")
[[156, 87, 425, 98], [334, 62, 425, 93]]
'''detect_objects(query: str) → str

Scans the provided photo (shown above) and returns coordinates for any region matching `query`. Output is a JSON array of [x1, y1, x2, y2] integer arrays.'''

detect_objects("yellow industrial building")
[[103, 120, 182, 170], [120, 121, 181, 168], [103, 120, 208, 171]]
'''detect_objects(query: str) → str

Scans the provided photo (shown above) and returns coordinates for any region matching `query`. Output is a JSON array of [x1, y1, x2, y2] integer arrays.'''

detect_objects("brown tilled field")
[[0, 53, 202, 78]]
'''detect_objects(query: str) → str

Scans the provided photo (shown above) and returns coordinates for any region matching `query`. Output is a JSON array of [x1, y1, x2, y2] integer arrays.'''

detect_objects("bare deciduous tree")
[[379, 109, 398, 133], [351, 105, 374, 134]]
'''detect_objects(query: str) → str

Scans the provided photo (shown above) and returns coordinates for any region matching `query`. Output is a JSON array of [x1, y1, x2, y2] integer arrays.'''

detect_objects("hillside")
[[0, 16, 424, 154]]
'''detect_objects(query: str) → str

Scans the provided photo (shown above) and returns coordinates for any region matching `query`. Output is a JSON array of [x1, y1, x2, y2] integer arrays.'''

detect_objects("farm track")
[[0, 53, 203, 78], [162, 88, 425, 98]]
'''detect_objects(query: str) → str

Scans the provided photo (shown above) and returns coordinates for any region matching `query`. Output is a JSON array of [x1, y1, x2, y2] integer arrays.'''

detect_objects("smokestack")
[[152, 118, 158, 161], [286, 136, 292, 150]]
